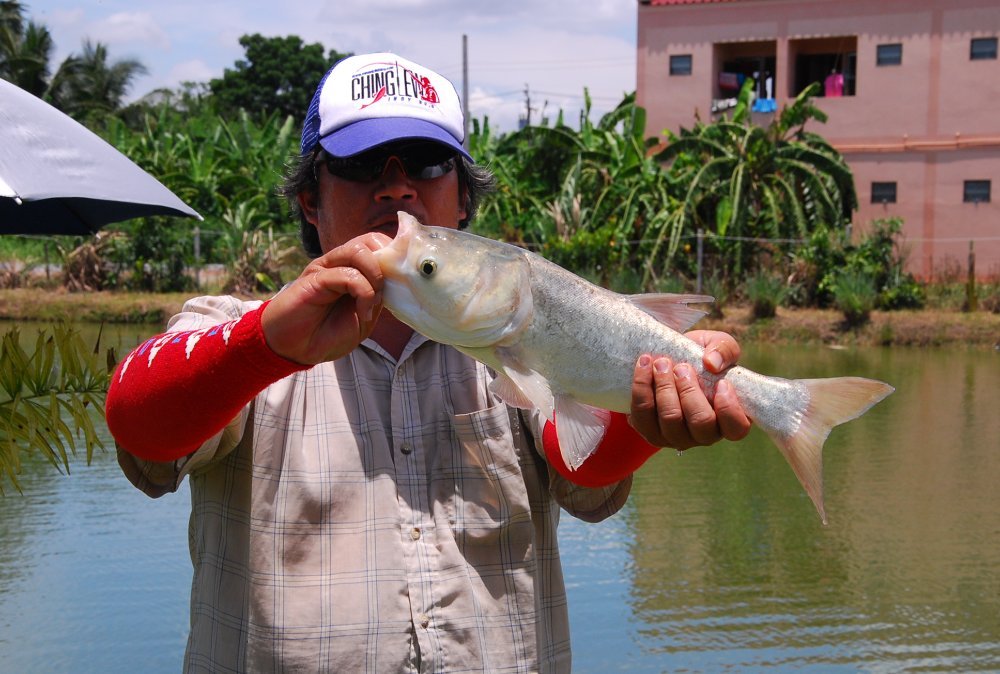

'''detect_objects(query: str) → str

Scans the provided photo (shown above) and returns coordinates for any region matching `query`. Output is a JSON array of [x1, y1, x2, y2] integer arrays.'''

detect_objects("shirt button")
[[410, 527, 421, 540], [419, 614, 430, 628], [400, 443, 412, 455]]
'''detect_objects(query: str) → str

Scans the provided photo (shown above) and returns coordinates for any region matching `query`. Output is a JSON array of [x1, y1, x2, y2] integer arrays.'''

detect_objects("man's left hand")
[[627, 330, 752, 451]]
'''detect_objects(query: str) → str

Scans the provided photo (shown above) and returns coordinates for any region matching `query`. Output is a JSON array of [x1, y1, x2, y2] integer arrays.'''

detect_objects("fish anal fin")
[[554, 396, 612, 471], [628, 293, 714, 333], [762, 376, 894, 525]]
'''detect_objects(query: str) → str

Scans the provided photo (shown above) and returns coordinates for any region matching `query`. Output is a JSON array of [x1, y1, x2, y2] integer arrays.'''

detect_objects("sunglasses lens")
[[323, 143, 456, 182]]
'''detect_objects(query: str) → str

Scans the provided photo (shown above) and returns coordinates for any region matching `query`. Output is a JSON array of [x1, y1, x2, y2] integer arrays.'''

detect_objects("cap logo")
[[352, 61, 441, 111]]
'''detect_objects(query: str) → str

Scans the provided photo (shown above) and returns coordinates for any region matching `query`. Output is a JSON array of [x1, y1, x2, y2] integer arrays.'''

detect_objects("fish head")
[[374, 211, 533, 348]]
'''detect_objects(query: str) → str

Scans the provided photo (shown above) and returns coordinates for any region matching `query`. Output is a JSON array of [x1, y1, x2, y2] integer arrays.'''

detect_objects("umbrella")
[[0, 77, 200, 235]]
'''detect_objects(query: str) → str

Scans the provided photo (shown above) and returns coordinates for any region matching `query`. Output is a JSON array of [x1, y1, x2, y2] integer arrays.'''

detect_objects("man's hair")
[[279, 148, 497, 258]]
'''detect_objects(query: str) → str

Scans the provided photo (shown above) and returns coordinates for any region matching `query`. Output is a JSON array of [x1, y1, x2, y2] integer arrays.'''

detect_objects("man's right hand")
[[261, 233, 391, 365]]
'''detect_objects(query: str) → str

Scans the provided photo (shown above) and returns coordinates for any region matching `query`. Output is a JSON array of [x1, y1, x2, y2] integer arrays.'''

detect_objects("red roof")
[[648, 0, 745, 5]]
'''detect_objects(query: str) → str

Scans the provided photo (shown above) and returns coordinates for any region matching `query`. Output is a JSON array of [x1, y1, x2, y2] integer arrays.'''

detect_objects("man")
[[106, 52, 750, 673]]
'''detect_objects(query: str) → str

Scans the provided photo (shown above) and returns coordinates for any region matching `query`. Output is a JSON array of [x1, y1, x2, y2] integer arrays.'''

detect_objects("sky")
[[25, 0, 639, 133]]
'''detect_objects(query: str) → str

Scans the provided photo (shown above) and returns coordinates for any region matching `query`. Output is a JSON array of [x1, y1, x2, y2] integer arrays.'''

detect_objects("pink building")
[[637, 0, 1000, 278]]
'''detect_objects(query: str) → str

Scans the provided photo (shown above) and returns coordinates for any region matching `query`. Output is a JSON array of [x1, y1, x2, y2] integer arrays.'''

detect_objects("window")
[[670, 54, 692, 76], [971, 37, 998, 60], [871, 182, 897, 204], [964, 180, 991, 203], [876, 43, 902, 66]]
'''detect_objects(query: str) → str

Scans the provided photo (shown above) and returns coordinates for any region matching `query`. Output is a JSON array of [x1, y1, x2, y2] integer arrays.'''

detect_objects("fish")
[[374, 212, 894, 524]]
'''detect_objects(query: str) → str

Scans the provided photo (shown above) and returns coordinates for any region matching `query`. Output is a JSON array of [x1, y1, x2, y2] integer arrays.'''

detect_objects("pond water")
[[1, 330, 998, 673]]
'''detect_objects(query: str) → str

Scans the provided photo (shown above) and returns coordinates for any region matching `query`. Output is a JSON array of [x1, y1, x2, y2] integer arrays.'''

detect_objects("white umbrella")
[[0, 77, 200, 235]]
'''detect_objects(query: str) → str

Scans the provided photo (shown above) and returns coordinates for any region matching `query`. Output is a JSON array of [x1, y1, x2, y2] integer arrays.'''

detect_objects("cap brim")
[[319, 118, 472, 160]]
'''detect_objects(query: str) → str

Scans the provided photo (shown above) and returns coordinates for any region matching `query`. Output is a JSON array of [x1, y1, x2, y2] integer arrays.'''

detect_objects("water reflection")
[[2, 334, 998, 672], [578, 345, 1000, 672]]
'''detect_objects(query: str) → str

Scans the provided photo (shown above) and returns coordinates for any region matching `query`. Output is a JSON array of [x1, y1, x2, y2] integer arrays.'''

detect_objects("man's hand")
[[261, 233, 391, 365], [628, 330, 751, 451]]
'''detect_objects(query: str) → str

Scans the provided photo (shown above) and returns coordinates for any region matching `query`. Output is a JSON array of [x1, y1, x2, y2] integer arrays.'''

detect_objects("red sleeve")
[[542, 412, 660, 488], [105, 301, 309, 463]]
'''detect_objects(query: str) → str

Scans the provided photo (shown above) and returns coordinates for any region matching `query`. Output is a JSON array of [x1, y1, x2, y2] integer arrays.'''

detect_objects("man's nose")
[[375, 156, 416, 200]]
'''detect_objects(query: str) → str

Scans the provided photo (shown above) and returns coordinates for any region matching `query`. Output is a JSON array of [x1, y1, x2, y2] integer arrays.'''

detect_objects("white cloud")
[[92, 12, 171, 51], [166, 59, 216, 87]]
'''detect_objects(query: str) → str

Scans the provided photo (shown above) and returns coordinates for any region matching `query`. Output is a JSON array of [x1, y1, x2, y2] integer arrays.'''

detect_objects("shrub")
[[745, 271, 789, 320], [832, 270, 877, 327]]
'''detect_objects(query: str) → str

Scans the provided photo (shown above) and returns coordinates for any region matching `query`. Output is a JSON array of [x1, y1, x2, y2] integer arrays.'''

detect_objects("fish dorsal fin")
[[554, 397, 612, 470], [627, 293, 714, 333], [489, 372, 535, 410]]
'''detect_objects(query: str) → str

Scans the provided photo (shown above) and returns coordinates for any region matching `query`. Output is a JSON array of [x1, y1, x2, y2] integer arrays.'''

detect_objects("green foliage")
[[217, 203, 305, 294], [0, 324, 111, 493], [653, 80, 857, 278], [745, 270, 789, 320], [475, 91, 685, 291], [46, 40, 147, 126], [831, 269, 877, 327], [1, 2, 146, 124], [97, 102, 300, 279], [210, 34, 350, 121]]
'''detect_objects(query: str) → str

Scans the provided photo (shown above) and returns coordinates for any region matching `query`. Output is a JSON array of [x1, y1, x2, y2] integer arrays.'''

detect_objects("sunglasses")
[[319, 142, 457, 183]]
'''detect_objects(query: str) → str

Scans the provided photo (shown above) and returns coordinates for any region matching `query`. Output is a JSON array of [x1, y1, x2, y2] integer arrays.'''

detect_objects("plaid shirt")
[[118, 295, 631, 674]]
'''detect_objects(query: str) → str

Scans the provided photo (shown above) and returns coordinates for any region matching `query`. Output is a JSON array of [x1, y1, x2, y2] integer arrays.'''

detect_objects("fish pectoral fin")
[[554, 396, 612, 471], [628, 293, 714, 333], [489, 373, 536, 410], [496, 364, 555, 421]]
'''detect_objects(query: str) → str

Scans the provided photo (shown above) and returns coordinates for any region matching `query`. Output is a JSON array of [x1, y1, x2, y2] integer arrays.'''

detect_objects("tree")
[[0, 0, 54, 96], [1, 1, 146, 122], [47, 40, 148, 124], [652, 80, 858, 279], [210, 34, 350, 120]]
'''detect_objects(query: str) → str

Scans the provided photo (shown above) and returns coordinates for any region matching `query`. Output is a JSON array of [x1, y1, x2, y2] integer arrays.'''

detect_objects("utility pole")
[[462, 34, 469, 150], [523, 83, 532, 127]]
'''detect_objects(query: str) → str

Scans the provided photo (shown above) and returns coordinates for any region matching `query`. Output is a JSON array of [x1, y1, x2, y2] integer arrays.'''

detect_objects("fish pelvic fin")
[[761, 376, 894, 525], [628, 293, 714, 333], [554, 397, 612, 471]]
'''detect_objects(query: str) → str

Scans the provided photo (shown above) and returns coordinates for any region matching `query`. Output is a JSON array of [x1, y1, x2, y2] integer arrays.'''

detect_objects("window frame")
[[670, 54, 693, 76], [970, 37, 998, 61], [963, 180, 992, 204], [871, 181, 898, 204], [876, 43, 903, 66]]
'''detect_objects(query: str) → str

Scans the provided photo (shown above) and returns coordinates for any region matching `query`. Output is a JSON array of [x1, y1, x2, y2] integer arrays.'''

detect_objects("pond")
[[1, 332, 998, 673]]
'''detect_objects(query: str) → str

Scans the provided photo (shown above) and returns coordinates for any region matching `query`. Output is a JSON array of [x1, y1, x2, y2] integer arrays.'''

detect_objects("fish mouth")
[[372, 211, 419, 275], [369, 209, 425, 240]]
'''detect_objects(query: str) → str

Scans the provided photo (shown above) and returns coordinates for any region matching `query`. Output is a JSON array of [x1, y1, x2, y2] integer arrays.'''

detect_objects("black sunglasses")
[[319, 142, 457, 183]]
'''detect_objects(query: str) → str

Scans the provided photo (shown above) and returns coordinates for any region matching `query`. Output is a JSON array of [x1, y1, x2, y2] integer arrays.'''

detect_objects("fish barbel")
[[374, 212, 894, 523]]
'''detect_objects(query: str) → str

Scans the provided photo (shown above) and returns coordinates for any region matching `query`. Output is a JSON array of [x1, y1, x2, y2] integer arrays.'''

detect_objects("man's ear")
[[298, 189, 319, 225], [458, 180, 469, 223]]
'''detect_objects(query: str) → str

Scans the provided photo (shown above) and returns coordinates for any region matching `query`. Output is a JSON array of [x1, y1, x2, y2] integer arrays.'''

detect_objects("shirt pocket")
[[447, 403, 535, 557]]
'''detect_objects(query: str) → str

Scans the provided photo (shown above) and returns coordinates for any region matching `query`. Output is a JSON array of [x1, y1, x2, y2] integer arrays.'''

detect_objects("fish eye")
[[419, 259, 437, 277]]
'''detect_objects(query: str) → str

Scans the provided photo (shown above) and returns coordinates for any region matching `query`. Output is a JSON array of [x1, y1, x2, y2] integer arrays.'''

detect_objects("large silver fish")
[[375, 212, 894, 523]]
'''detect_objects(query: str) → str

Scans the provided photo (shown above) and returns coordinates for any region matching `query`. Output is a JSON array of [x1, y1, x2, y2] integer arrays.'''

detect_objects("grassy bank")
[[1, 288, 998, 348]]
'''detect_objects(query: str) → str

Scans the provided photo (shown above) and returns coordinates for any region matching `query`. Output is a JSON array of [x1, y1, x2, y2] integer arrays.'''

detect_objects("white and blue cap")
[[301, 52, 471, 160]]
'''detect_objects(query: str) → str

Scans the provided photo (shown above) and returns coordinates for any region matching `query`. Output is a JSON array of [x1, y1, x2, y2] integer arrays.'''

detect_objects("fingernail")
[[674, 363, 691, 379], [707, 350, 724, 372], [653, 357, 671, 375], [638, 354, 651, 368], [717, 379, 730, 396]]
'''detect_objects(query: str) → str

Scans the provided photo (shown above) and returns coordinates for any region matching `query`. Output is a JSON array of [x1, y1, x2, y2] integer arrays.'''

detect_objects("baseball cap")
[[301, 52, 470, 160]]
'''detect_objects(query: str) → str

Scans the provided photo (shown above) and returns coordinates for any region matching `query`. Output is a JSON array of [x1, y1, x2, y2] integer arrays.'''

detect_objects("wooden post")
[[965, 240, 977, 312], [696, 228, 704, 294]]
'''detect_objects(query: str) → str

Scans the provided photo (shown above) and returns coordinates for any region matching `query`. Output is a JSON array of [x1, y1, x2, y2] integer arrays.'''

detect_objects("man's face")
[[299, 141, 468, 253]]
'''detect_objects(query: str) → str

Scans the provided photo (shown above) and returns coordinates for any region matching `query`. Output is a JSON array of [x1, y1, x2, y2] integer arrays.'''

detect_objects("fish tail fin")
[[760, 377, 894, 525]]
